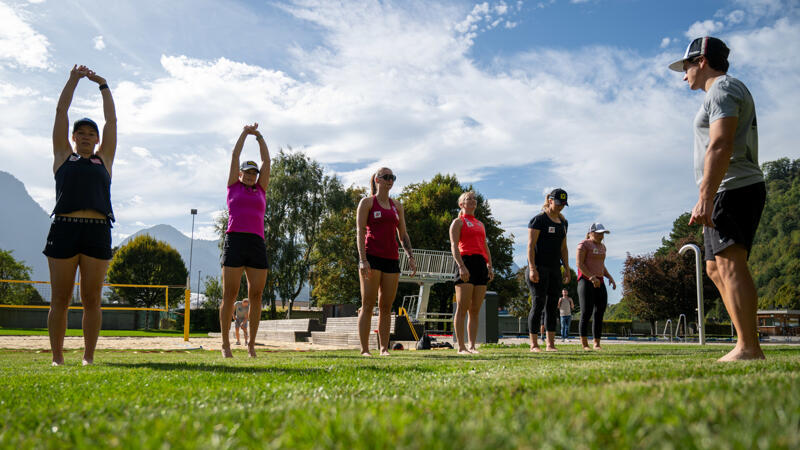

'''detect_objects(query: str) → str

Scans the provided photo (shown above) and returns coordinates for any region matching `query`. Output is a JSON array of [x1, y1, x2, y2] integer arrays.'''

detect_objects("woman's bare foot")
[[545, 346, 558, 352], [360, 351, 372, 356], [51, 360, 64, 367], [529, 345, 542, 353], [221, 346, 233, 358], [82, 358, 93, 366], [717, 347, 765, 362], [458, 347, 470, 355], [593, 344, 602, 350], [379, 349, 390, 356], [247, 345, 257, 358], [468, 347, 479, 354], [582, 345, 592, 351]]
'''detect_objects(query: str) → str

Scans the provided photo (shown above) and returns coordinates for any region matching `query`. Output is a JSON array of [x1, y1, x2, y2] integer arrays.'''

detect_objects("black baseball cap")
[[73, 117, 99, 134], [668, 36, 730, 72], [548, 188, 568, 206]]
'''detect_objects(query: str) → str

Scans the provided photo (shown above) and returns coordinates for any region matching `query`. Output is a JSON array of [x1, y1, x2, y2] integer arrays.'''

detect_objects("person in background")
[[576, 223, 616, 350], [557, 289, 574, 341], [233, 298, 250, 345]]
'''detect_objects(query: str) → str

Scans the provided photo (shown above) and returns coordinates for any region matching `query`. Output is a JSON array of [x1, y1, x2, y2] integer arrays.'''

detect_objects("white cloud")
[[685, 20, 724, 38], [93, 35, 106, 50], [660, 37, 671, 48], [726, 10, 745, 25], [0, 2, 50, 69]]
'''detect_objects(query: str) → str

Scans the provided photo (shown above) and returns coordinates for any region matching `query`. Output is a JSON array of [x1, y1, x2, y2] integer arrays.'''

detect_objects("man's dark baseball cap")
[[73, 117, 99, 134], [548, 188, 568, 206], [668, 36, 730, 72]]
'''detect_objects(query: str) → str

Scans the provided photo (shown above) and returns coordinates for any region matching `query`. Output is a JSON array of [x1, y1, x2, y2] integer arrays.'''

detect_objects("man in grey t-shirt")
[[670, 36, 766, 361]]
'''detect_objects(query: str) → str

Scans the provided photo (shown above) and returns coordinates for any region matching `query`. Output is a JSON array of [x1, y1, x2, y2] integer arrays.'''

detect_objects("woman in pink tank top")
[[219, 123, 271, 359], [356, 167, 417, 356], [575, 223, 617, 351], [449, 191, 494, 354]]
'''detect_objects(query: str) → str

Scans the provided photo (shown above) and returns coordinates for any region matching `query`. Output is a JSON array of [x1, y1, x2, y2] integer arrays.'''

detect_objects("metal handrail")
[[401, 295, 420, 318], [675, 314, 687, 340], [399, 249, 458, 281], [663, 319, 673, 342]]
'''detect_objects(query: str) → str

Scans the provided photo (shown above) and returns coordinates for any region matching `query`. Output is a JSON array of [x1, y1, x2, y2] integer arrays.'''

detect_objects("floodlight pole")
[[183, 209, 197, 342], [679, 243, 706, 345]]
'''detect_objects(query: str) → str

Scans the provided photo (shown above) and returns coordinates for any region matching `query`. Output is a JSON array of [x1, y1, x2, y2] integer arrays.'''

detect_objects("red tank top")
[[458, 214, 488, 260], [365, 196, 400, 260]]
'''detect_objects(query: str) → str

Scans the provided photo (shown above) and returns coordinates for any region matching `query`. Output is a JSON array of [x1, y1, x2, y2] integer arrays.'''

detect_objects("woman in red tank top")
[[449, 191, 494, 354], [356, 167, 417, 356]]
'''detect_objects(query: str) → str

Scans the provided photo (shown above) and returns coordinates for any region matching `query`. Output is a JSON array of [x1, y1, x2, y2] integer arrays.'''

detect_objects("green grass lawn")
[[1, 344, 798, 449], [0, 327, 208, 338]]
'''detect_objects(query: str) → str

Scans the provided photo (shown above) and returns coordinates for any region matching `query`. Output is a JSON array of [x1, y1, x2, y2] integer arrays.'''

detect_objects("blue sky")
[[1, 0, 799, 303]]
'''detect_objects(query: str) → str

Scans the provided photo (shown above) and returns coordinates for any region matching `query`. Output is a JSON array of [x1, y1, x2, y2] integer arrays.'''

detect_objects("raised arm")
[[356, 196, 373, 279], [527, 228, 539, 282], [252, 124, 271, 191], [88, 71, 117, 171], [449, 219, 468, 282], [227, 128, 248, 187], [395, 201, 416, 277], [53, 65, 86, 169]]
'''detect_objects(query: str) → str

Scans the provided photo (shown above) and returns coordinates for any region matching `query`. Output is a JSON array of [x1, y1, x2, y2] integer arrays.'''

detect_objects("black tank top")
[[52, 153, 114, 222]]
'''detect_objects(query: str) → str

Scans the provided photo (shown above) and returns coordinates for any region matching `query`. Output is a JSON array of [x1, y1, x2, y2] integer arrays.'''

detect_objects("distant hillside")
[[0, 171, 51, 281], [120, 224, 222, 288]]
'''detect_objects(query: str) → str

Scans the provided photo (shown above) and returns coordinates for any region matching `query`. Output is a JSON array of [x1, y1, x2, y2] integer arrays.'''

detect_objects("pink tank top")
[[226, 182, 266, 238], [365, 196, 399, 260], [577, 238, 606, 280], [458, 214, 488, 260]]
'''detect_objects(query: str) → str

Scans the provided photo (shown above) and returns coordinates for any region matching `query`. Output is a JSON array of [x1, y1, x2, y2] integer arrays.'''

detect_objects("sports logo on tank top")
[[548, 226, 555, 233], [90, 158, 102, 165], [69, 155, 80, 162], [374, 211, 382, 218], [465, 218, 474, 227]]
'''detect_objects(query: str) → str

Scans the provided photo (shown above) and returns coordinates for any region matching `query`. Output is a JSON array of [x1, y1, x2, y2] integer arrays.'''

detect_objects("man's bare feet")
[[717, 347, 765, 362], [82, 358, 93, 366], [247, 346, 256, 358], [221, 346, 233, 358]]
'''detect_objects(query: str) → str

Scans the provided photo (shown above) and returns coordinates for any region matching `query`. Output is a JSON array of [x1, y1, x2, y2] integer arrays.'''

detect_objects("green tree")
[[107, 235, 188, 328], [202, 276, 223, 309], [750, 157, 800, 309], [397, 174, 516, 313], [310, 186, 364, 305], [0, 249, 43, 305], [655, 212, 703, 257]]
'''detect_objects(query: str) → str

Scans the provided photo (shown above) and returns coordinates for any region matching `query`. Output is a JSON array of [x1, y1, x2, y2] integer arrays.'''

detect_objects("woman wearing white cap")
[[575, 223, 616, 350], [219, 123, 271, 358], [45, 64, 116, 366]]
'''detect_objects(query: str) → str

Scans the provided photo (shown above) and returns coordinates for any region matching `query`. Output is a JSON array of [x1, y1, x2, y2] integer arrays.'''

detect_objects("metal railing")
[[401, 295, 420, 318], [399, 249, 458, 282]]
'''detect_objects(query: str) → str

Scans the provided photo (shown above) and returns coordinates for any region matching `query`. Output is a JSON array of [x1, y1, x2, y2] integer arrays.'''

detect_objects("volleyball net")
[[0, 279, 175, 311]]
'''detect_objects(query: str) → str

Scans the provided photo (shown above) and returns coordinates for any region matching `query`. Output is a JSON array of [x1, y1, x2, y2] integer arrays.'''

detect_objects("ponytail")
[[370, 167, 392, 196]]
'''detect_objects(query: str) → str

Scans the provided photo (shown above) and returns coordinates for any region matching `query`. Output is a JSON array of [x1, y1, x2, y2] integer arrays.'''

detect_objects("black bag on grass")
[[416, 334, 432, 350]]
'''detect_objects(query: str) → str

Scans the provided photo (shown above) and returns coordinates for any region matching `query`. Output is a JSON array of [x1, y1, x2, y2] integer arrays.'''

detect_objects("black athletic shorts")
[[42, 216, 112, 260], [366, 253, 400, 274], [703, 182, 766, 261], [455, 254, 489, 286], [221, 232, 269, 269]]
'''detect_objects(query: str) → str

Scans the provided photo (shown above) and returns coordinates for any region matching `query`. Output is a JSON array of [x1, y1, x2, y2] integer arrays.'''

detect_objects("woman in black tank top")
[[44, 65, 117, 366]]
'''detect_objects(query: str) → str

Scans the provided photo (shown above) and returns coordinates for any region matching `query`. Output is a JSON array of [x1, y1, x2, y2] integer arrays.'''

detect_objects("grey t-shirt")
[[234, 301, 248, 321], [693, 74, 764, 191]]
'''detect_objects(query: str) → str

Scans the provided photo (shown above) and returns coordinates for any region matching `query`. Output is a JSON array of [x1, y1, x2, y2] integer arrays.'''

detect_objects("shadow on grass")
[[104, 361, 438, 375]]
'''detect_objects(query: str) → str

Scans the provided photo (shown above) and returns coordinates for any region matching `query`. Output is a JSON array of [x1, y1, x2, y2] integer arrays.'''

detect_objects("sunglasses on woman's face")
[[378, 174, 396, 182]]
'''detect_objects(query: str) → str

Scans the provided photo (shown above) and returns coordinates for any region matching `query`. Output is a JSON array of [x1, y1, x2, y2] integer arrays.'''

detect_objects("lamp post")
[[187, 209, 197, 293]]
